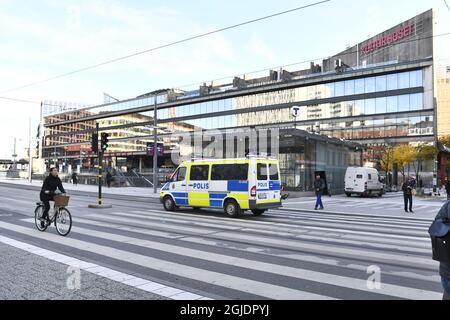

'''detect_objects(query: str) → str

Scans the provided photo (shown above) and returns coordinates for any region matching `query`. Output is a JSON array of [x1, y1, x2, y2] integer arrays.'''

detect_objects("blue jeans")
[[315, 192, 324, 209], [442, 277, 450, 300]]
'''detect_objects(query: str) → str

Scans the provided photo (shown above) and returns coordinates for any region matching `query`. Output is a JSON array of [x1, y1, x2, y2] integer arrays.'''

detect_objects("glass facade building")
[[39, 9, 440, 192]]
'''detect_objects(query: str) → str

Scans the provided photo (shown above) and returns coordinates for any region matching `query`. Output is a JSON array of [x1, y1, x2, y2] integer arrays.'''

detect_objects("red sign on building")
[[360, 24, 414, 57]]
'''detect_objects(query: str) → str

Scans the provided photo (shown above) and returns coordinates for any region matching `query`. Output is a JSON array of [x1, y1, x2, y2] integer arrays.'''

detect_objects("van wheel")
[[251, 209, 266, 216], [346, 193, 351, 197], [163, 196, 176, 212], [224, 200, 241, 218]]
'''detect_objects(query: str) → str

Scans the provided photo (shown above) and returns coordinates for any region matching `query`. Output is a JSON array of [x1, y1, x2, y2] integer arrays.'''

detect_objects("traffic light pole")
[[88, 123, 111, 209], [98, 149, 103, 205], [153, 97, 158, 194]]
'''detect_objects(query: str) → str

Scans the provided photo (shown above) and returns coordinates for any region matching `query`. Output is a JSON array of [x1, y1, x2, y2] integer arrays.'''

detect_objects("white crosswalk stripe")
[[0, 205, 444, 300]]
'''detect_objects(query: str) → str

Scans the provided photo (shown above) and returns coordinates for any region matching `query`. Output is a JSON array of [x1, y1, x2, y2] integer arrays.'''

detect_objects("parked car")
[[345, 167, 384, 197]]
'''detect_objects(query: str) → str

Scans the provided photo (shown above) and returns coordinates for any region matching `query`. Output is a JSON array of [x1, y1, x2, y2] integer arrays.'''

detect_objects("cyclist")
[[40, 167, 66, 228]]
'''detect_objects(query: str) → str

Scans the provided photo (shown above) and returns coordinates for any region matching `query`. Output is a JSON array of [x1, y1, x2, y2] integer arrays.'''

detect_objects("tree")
[[379, 147, 394, 187], [393, 145, 416, 182], [440, 135, 450, 148], [412, 144, 438, 186]]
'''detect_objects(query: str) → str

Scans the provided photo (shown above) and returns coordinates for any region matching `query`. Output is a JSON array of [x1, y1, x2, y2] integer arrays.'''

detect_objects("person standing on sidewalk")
[[106, 171, 112, 188], [71, 172, 78, 186], [402, 176, 415, 213], [314, 175, 325, 210]]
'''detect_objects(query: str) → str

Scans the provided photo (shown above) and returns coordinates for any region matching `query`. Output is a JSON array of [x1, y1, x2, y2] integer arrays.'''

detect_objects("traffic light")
[[91, 133, 98, 153], [101, 133, 109, 152]]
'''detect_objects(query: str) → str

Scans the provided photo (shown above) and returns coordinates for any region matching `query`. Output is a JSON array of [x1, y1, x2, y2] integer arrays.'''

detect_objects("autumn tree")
[[393, 145, 416, 181], [412, 144, 438, 185]]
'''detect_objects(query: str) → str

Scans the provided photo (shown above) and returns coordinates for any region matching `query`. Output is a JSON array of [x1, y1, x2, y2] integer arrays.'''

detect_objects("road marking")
[[0, 221, 334, 300], [18, 219, 441, 300], [0, 234, 208, 300]]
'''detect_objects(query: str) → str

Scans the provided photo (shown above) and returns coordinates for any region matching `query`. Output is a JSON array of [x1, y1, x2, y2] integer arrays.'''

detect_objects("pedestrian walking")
[[429, 201, 450, 300], [314, 175, 325, 210], [106, 171, 112, 188], [71, 172, 78, 186], [402, 176, 415, 213], [446, 179, 450, 201]]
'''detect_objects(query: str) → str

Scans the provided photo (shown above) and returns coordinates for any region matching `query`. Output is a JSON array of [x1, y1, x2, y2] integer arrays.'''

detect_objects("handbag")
[[429, 202, 450, 263]]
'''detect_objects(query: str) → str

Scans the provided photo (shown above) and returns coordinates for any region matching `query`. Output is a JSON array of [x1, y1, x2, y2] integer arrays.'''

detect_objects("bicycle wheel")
[[55, 208, 72, 236], [34, 205, 48, 232]]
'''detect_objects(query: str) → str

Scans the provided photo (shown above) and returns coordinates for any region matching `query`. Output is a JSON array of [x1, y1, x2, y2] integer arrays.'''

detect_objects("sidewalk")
[[0, 241, 167, 300], [0, 177, 161, 198]]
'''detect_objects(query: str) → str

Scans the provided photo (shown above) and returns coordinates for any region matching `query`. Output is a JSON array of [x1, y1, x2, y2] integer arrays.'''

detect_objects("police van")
[[160, 156, 282, 217]]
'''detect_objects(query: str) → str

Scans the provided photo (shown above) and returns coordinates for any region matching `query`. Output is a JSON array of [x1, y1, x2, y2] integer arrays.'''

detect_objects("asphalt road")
[[0, 183, 445, 300]]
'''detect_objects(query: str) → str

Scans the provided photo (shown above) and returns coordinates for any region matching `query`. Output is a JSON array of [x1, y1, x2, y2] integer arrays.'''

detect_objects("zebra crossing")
[[0, 204, 444, 300]]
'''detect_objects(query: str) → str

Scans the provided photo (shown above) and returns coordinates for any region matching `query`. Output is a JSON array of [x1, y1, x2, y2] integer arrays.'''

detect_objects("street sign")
[[291, 106, 301, 118]]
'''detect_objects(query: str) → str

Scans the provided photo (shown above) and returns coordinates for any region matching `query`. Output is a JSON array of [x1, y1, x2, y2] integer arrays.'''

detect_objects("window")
[[257, 163, 268, 180], [356, 174, 363, 179], [365, 99, 376, 114], [335, 81, 345, 97], [189, 165, 209, 181], [365, 77, 376, 93], [211, 164, 248, 180], [368, 174, 372, 180], [376, 75, 387, 92], [387, 74, 398, 90], [410, 93, 422, 111], [398, 72, 410, 89], [398, 95, 409, 112], [268, 164, 279, 180], [173, 167, 186, 182], [410, 70, 423, 87], [355, 78, 365, 94], [345, 80, 354, 95], [387, 96, 398, 113], [376, 97, 387, 114]]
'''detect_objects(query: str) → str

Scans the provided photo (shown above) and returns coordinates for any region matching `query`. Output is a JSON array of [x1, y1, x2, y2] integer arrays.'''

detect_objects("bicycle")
[[34, 193, 72, 236]]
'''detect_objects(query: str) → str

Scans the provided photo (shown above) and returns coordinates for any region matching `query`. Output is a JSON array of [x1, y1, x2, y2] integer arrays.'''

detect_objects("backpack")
[[429, 201, 450, 263]]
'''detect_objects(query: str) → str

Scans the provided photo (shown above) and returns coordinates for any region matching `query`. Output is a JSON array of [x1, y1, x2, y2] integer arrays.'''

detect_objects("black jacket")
[[40, 175, 66, 199], [434, 201, 450, 279], [314, 179, 325, 194], [402, 181, 414, 196]]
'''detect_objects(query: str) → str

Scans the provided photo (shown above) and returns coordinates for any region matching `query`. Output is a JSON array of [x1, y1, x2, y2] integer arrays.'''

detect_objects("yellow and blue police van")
[[160, 156, 282, 217]]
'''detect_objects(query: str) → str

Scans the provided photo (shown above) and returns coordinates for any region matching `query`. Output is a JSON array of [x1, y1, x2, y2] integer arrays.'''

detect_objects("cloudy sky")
[[1, 0, 449, 158]]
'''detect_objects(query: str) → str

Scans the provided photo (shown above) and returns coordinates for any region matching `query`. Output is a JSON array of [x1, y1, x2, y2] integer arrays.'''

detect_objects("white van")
[[344, 167, 384, 197]]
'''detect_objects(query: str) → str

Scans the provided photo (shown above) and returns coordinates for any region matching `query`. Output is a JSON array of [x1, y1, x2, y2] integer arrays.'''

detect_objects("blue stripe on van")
[[210, 193, 227, 199], [269, 181, 281, 191], [228, 181, 249, 192], [174, 198, 188, 206], [210, 200, 223, 207], [172, 192, 188, 198]]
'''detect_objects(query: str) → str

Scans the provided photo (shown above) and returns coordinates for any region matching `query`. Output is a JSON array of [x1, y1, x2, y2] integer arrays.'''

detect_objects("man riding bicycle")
[[40, 167, 66, 228]]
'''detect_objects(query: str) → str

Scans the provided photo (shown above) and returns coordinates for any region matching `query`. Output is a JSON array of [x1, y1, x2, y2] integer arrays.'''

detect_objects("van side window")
[[356, 174, 363, 179], [257, 163, 268, 180], [190, 165, 209, 181], [211, 164, 248, 180], [171, 167, 186, 182], [175, 167, 186, 182], [368, 174, 372, 180], [269, 164, 279, 180]]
